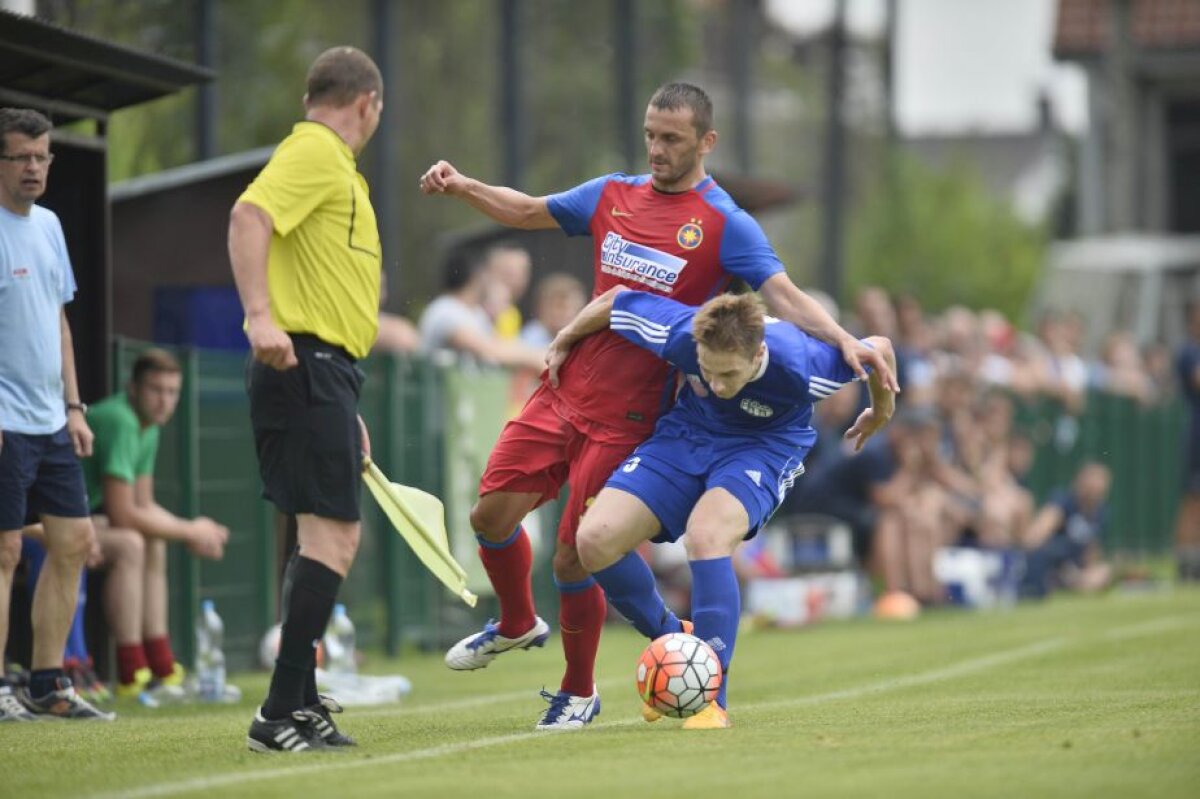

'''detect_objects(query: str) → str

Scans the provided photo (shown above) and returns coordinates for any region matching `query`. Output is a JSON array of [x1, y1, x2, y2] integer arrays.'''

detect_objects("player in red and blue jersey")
[[559, 286, 895, 728], [419, 82, 897, 730]]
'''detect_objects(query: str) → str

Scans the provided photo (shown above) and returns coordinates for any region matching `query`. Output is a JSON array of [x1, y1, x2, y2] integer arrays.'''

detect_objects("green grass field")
[[4, 587, 1198, 799]]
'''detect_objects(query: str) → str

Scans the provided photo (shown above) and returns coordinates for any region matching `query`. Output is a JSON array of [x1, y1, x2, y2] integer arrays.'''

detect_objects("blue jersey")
[[610, 291, 859, 448], [1177, 340, 1200, 457]]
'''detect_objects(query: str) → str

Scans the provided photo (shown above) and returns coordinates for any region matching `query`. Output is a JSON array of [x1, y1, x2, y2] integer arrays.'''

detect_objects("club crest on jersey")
[[599, 231, 688, 292], [740, 398, 774, 418], [676, 218, 703, 250]]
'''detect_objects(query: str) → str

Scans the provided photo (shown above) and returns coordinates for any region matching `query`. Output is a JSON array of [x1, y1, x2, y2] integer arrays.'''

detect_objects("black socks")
[[262, 556, 342, 720]]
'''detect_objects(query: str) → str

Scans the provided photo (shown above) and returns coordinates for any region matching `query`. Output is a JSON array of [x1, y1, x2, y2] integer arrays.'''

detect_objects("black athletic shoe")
[[17, 678, 116, 721], [308, 694, 357, 746], [247, 708, 331, 753]]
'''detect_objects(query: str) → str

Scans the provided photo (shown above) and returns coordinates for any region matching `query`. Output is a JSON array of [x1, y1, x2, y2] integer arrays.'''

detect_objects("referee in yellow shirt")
[[228, 46, 383, 753]]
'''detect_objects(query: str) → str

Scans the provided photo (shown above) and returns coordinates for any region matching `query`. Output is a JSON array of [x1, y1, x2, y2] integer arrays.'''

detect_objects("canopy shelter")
[[0, 8, 211, 400]]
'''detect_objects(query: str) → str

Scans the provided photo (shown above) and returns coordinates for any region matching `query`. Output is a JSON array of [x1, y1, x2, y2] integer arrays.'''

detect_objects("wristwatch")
[[66, 401, 88, 414]]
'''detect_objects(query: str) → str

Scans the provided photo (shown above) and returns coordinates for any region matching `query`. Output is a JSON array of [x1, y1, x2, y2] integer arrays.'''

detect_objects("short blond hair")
[[692, 293, 764, 360]]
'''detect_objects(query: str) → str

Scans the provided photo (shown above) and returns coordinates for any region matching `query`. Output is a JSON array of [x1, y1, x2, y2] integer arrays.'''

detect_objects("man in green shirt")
[[83, 348, 228, 699]]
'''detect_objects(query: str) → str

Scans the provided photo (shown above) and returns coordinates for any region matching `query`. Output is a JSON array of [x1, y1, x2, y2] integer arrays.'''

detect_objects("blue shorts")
[[605, 426, 808, 544], [1186, 422, 1200, 493], [0, 427, 90, 531]]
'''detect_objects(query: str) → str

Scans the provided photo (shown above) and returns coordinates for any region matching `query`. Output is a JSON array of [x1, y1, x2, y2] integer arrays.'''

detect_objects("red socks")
[[115, 643, 149, 686], [478, 527, 606, 698], [558, 579, 606, 697], [144, 636, 177, 679], [116, 638, 176, 685], [478, 527, 536, 638]]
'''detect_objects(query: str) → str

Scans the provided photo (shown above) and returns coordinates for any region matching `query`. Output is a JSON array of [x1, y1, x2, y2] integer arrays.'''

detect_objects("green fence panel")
[[441, 368, 514, 596], [112, 338, 277, 672], [193, 347, 277, 669], [357, 354, 449, 653], [1017, 390, 1185, 556], [436, 367, 562, 645]]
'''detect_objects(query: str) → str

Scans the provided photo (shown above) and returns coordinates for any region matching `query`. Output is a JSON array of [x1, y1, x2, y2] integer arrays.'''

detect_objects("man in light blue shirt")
[[0, 107, 111, 721]]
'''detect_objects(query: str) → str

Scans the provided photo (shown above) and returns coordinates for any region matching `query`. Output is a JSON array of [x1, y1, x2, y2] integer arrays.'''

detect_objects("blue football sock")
[[22, 538, 90, 662], [690, 556, 740, 709], [591, 552, 681, 639], [64, 571, 89, 663], [22, 537, 47, 592]]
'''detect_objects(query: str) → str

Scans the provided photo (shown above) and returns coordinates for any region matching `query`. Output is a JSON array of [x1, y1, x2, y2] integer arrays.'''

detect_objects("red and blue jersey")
[[545, 173, 784, 443]]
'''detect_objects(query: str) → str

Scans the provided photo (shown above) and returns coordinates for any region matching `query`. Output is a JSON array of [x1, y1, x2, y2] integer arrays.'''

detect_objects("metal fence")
[[1019, 392, 1185, 554], [112, 339, 1185, 671]]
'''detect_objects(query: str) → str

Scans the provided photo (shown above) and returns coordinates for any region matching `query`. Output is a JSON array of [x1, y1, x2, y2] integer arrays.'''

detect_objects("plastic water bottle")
[[195, 599, 226, 702], [324, 603, 357, 675]]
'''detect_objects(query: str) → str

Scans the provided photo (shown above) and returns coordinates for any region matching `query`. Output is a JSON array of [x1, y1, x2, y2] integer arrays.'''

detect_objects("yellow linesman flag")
[[362, 456, 478, 607]]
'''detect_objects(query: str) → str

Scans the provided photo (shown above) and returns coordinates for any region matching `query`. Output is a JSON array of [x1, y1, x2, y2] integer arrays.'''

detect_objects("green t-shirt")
[[82, 393, 160, 512]]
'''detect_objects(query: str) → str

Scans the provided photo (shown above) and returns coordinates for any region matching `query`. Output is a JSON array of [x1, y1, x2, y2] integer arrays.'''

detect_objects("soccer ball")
[[258, 623, 325, 670], [872, 590, 920, 621], [635, 632, 722, 718]]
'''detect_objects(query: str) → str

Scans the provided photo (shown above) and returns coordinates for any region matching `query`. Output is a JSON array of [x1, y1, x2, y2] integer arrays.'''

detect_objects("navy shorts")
[[604, 425, 809, 544], [1186, 422, 1200, 494], [0, 426, 90, 531]]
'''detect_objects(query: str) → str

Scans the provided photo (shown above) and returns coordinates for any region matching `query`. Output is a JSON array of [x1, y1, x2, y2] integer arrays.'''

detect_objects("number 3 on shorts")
[[622, 456, 641, 473]]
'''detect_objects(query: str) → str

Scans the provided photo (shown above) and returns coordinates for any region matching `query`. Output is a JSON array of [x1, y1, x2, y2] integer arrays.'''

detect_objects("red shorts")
[[479, 385, 640, 544]]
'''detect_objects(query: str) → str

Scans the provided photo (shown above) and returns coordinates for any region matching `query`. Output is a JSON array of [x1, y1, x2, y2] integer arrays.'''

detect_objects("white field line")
[[86, 636, 1068, 799], [760, 637, 1065, 710], [348, 677, 625, 719], [1101, 614, 1196, 641], [333, 616, 1159, 722]]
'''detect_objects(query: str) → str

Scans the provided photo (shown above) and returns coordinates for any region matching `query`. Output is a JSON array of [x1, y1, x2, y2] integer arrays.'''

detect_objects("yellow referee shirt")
[[494, 305, 523, 340], [239, 121, 381, 359]]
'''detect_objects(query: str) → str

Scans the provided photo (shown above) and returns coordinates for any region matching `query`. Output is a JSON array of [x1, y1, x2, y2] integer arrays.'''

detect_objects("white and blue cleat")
[[444, 616, 551, 671], [534, 686, 601, 731]]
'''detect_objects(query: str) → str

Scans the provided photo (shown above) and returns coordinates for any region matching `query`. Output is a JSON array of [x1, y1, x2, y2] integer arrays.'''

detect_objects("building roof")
[[904, 130, 1050, 193], [0, 9, 212, 123], [710, 171, 804, 213], [1049, 234, 1200, 272], [1055, 0, 1200, 59], [110, 146, 273, 202]]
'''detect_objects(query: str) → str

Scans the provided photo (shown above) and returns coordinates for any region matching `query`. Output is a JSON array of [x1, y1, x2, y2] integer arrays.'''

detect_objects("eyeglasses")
[[0, 153, 54, 166]]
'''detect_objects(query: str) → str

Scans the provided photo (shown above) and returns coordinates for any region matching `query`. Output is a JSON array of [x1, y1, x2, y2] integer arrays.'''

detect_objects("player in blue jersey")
[[550, 286, 896, 729]]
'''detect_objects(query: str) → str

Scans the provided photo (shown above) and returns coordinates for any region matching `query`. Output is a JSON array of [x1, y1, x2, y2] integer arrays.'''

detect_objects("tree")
[[846, 153, 1045, 319]]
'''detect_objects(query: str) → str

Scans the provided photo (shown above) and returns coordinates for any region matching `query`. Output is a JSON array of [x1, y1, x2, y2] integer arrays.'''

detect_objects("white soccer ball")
[[258, 623, 282, 670], [635, 632, 723, 718]]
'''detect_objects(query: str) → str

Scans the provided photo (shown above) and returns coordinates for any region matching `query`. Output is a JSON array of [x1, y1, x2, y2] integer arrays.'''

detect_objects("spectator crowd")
[[777, 286, 1190, 615]]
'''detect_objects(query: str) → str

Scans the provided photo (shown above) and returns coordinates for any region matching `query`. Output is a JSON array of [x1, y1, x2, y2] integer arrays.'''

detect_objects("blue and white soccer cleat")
[[444, 617, 551, 671], [16, 680, 115, 721], [534, 686, 601, 731]]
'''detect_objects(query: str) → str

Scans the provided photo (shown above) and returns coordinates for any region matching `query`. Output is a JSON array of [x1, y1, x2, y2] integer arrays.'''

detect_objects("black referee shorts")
[[247, 334, 365, 522]]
